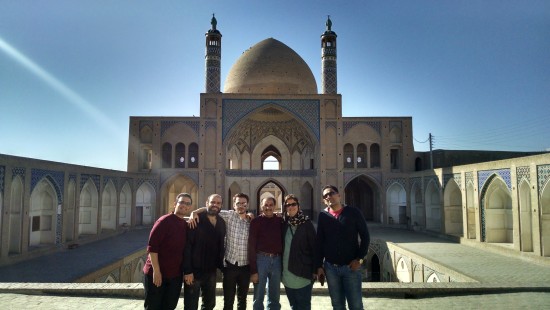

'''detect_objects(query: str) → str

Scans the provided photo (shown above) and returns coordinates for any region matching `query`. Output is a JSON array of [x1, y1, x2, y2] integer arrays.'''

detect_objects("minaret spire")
[[205, 14, 222, 93], [321, 15, 337, 94]]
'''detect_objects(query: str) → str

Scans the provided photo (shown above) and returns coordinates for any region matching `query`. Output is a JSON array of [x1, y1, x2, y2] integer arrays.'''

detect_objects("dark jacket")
[[315, 205, 370, 268], [183, 212, 226, 278], [283, 219, 316, 280]]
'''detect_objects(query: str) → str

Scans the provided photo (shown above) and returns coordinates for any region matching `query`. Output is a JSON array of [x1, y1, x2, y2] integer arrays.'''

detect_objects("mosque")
[[1, 16, 549, 271]]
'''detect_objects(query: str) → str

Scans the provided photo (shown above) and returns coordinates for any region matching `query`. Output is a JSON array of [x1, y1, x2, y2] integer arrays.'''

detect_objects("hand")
[[246, 212, 255, 221], [250, 273, 259, 284], [317, 268, 325, 286], [153, 269, 162, 287], [184, 273, 194, 286], [187, 212, 199, 228], [349, 259, 362, 271]]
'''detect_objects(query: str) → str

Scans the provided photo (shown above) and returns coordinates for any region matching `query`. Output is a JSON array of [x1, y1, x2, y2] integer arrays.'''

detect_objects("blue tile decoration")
[[12, 167, 26, 182], [478, 169, 511, 192], [80, 174, 101, 194], [205, 120, 217, 131], [69, 174, 77, 184], [443, 173, 462, 189], [120, 177, 133, 191], [343, 121, 381, 136], [222, 99, 320, 141], [31, 169, 64, 203], [103, 176, 118, 190], [465, 172, 474, 187], [325, 121, 337, 130], [538, 164, 550, 197], [424, 176, 440, 190], [385, 177, 407, 189], [139, 120, 153, 131], [137, 178, 159, 191], [161, 120, 200, 138], [0, 166, 4, 194], [516, 166, 530, 186]]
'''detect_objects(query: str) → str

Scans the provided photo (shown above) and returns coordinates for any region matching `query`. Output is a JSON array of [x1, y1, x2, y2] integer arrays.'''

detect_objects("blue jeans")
[[324, 261, 364, 310], [284, 282, 313, 310], [253, 254, 281, 310]]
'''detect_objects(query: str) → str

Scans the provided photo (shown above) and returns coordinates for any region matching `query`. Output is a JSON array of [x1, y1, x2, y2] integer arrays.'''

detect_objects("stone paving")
[[1, 224, 550, 308], [2, 292, 550, 309]]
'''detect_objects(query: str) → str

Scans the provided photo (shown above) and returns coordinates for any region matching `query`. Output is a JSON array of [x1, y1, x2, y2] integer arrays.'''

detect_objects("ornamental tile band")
[[222, 99, 320, 141]]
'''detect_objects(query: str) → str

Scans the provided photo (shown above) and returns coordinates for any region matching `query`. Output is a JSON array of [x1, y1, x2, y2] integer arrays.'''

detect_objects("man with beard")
[[190, 193, 252, 310], [143, 193, 189, 310], [183, 194, 226, 310]]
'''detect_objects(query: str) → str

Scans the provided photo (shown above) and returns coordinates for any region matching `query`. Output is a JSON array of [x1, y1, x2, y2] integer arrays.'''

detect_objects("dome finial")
[[326, 15, 332, 31], [211, 13, 217, 30]]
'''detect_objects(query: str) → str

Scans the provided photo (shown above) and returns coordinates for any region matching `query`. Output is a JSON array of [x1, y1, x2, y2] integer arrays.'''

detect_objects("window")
[[344, 144, 354, 168], [175, 143, 185, 168], [188, 143, 199, 168], [357, 143, 368, 168], [162, 143, 172, 168], [370, 144, 380, 168]]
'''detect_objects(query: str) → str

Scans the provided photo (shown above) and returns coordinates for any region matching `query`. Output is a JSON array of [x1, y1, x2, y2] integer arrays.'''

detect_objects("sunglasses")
[[323, 191, 337, 199], [285, 202, 298, 207]]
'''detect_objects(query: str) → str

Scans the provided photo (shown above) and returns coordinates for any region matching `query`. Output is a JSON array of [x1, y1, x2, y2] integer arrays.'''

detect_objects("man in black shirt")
[[315, 185, 369, 310], [183, 194, 226, 310]]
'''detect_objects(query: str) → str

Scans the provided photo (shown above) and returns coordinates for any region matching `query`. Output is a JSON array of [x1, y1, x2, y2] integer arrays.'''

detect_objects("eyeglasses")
[[177, 201, 192, 206], [236, 202, 248, 206], [323, 191, 337, 199], [285, 202, 298, 207]]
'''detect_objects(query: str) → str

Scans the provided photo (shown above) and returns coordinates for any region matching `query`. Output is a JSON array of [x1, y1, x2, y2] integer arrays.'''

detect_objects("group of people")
[[142, 185, 370, 310]]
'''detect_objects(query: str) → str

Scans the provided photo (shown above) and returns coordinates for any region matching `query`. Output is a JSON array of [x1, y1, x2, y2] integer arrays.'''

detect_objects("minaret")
[[321, 16, 337, 94], [205, 14, 222, 93]]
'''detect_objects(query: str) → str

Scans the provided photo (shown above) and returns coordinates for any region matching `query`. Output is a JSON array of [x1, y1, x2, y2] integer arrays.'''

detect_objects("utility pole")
[[429, 133, 434, 169]]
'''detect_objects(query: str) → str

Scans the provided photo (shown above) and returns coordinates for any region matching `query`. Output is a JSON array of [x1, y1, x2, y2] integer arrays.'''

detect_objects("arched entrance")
[[344, 175, 378, 222], [161, 174, 198, 216], [256, 180, 285, 215], [443, 179, 463, 236], [480, 175, 512, 243]]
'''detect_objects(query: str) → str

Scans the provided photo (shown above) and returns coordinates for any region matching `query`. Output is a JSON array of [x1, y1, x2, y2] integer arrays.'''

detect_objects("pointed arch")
[[30, 178, 58, 246], [161, 174, 198, 217], [370, 143, 380, 168], [410, 181, 425, 227], [256, 179, 287, 215], [79, 179, 99, 235], [386, 183, 406, 225], [343, 143, 354, 168], [136, 182, 156, 225], [119, 182, 132, 226], [345, 175, 380, 222], [480, 175, 512, 243], [101, 180, 117, 230], [251, 136, 291, 170], [395, 257, 411, 283], [425, 180, 441, 232], [228, 182, 242, 210], [8, 176, 24, 254], [443, 179, 463, 236]]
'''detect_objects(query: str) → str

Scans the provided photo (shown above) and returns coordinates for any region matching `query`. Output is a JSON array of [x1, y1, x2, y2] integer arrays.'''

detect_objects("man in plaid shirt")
[[190, 193, 252, 310]]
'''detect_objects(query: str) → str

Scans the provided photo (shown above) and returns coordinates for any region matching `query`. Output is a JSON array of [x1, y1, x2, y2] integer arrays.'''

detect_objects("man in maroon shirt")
[[143, 193, 190, 310], [248, 197, 283, 310]]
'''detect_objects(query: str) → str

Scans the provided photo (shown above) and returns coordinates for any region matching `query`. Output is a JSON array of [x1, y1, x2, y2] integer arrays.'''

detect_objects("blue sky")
[[1, 0, 549, 171]]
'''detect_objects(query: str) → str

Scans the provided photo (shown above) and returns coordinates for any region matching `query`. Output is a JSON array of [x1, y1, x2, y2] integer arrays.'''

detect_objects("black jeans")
[[223, 261, 251, 310], [143, 273, 183, 310], [183, 271, 217, 310]]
